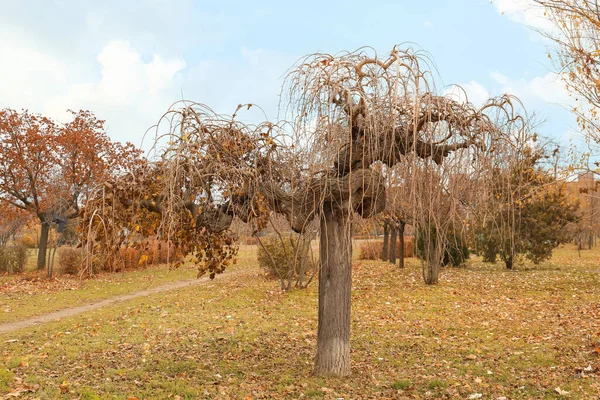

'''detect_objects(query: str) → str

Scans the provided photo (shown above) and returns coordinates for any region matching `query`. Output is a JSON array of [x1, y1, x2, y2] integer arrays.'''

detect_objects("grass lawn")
[[0, 243, 598, 398], [0, 245, 258, 325]]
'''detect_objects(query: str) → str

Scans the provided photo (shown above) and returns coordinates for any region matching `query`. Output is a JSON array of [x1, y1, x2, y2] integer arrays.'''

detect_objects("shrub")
[[59, 247, 83, 275], [110, 239, 177, 272], [257, 236, 317, 289], [359, 241, 382, 260], [416, 228, 469, 267], [402, 237, 415, 258], [84, 237, 180, 274], [443, 233, 470, 267], [146, 237, 176, 265], [0, 245, 28, 274], [118, 247, 142, 270], [19, 234, 36, 249], [359, 238, 415, 260], [242, 236, 259, 245], [258, 236, 296, 278]]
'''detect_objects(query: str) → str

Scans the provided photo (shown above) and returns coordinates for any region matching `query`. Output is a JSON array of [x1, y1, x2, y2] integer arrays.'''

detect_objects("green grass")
[[0, 245, 259, 324], [0, 243, 598, 398], [391, 379, 411, 390], [0, 264, 198, 324]]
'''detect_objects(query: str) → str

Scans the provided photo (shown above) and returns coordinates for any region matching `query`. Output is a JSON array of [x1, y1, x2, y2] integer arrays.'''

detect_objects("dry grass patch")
[[0, 244, 598, 398]]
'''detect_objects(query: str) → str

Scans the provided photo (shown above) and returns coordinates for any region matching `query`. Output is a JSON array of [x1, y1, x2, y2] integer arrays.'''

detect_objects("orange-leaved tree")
[[0, 202, 29, 248], [0, 109, 141, 271]]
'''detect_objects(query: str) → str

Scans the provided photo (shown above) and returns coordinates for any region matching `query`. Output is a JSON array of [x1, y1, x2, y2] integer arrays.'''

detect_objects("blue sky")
[[0, 0, 579, 149]]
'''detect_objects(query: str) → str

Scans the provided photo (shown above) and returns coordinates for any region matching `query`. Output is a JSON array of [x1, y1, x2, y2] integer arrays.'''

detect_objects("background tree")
[[0, 109, 140, 272], [58, 110, 141, 217], [535, 0, 600, 146], [0, 109, 58, 270], [380, 166, 412, 268], [410, 159, 464, 282], [473, 136, 579, 269], [0, 204, 28, 248]]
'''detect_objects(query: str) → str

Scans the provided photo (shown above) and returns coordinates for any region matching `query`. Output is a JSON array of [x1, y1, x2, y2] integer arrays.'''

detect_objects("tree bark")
[[398, 222, 405, 268], [381, 223, 389, 261], [389, 226, 397, 264], [37, 214, 50, 270], [505, 255, 514, 270], [421, 226, 442, 284], [314, 205, 352, 377]]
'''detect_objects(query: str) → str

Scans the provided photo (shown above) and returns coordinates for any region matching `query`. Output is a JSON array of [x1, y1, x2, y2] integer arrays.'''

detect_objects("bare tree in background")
[[380, 166, 413, 268], [535, 1, 600, 145], [0, 206, 27, 248]]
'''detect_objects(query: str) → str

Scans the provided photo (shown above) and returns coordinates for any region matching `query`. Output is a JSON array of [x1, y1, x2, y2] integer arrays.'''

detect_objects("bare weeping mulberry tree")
[[131, 45, 528, 377]]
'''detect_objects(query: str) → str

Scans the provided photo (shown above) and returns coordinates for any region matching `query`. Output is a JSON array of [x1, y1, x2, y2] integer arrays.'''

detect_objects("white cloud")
[[492, 0, 554, 31], [490, 71, 509, 86], [444, 81, 490, 107], [0, 1, 258, 149], [0, 24, 294, 149], [0, 36, 68, 108], [490, 70, 572, 106], [423, 20, 434, 28], [43, 41, 186, 146], [488, 70, 579, 146]]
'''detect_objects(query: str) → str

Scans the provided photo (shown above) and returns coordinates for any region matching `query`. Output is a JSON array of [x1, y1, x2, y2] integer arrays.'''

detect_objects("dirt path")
[[0, 272, 232, 335]]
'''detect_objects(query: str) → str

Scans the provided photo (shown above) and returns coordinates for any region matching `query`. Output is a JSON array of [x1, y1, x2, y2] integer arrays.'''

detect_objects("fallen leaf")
[[555, 387, 569, 396], [59, 381, 69, 394]]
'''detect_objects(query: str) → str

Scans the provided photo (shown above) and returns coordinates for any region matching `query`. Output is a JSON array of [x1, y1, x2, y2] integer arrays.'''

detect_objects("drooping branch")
[[135, 166, 386, 236], [287, 48, 525, 182]]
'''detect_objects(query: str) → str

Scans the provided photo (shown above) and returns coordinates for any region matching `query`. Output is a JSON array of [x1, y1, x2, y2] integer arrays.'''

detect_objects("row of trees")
[[374, 132, 579, 277]]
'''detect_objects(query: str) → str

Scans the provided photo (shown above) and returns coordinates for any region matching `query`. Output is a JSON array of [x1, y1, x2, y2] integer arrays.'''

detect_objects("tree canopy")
[[81, 45, 530, 376], [0, 108, 141, 271]]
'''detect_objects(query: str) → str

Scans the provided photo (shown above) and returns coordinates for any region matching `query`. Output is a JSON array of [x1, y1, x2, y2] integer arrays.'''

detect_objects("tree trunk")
[[314, 205, 352, 377], [398, 222, 405, 269], [48, 239, 57, 278], [37, 214, 50, 270], [421, 226, 442, 284], [422, 259, 441, 284], [505, 253, 514, 270], [297, 248, 306, 289], [389, 226, 397, 264], [381, 223, 389, 261]]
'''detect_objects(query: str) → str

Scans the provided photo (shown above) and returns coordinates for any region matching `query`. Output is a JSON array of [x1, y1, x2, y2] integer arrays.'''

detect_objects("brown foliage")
[[241, 237, 259, 245], [359, 238, 414, 260], [0, 244, 28, 274], [0, 108, 142, 271], [59, 247, 83, 275]]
